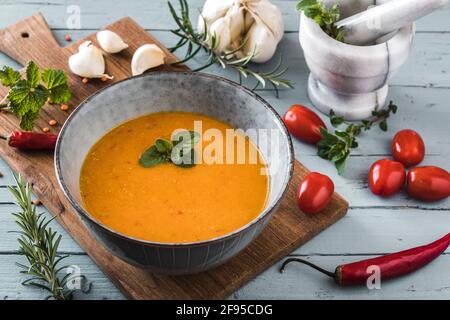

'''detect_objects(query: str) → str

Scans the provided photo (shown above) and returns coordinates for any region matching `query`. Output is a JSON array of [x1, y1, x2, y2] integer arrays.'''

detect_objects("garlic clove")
[[245, 0, 284, 42], [244, 10, 255, 33], [131, 44, 166, 76], [242, 22, 277, 63], [227, 3, 245, 43], [97, 30, 129, 53], [209, 17, 232, 53], [68, 41, 113, 79], [197, 0, 235, 33]]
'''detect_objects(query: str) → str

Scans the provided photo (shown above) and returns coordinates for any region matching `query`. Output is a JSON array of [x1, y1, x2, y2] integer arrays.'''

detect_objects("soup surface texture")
[[80, 112, 269, 243]]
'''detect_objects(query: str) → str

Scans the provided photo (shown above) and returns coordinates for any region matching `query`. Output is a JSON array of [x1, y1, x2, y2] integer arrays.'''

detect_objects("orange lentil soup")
[[80, 112, 269, 243]]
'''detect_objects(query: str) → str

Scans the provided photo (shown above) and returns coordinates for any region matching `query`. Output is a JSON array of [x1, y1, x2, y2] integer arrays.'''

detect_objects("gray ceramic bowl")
[[55, 72, 293, 275]]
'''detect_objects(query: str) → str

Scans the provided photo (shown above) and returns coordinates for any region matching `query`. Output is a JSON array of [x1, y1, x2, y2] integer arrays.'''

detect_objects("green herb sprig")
[[8, 175, 90, 300], [297, 0, 344, 42], [318, 101, 398, 174], [140, 130, 200, 168], [168, 0, 294, 98], [0, 61, 71, 130]]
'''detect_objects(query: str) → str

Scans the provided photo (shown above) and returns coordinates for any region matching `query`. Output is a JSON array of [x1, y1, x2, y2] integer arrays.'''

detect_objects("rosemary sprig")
[[8, 175, 90, 300], [318, 101, 398, 174], [297, 0, 344, 42], [168, 0, 294, 98]]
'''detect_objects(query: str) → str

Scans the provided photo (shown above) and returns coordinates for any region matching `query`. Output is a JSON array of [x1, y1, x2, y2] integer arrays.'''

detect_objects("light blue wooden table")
[[0, 0, 449, 300]]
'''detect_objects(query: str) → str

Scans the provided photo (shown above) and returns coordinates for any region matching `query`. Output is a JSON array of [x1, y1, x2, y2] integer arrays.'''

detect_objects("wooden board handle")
[[0, 13, 61, 66]]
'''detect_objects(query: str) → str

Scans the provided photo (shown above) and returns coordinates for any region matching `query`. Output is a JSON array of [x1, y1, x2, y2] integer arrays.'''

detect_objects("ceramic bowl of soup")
[[55, 72, 293, 275]]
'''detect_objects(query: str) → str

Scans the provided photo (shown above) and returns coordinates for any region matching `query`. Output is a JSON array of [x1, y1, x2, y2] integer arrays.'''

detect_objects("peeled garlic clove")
[[97, 30, 129, 53], [131, 44, 166, 76], [68, 41, 113, 79], [242, 23, 277, 63]]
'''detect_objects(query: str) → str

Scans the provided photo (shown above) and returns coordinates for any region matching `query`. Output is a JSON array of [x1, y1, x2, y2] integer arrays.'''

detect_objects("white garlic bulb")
[[97, 30, 129, 53], [198, 0, 284, 63], [244, 20, 277, 63], [131, 44, 166, 76], [68, 41, 113, 79]]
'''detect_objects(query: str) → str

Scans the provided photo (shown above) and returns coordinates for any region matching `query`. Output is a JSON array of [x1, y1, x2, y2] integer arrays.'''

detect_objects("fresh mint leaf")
[[139, 146, 168, 168], [0, 66, 21, 87], [42, 69, 71, 104], [26, 61, 41, 88], [139, 131, 200, 169], [173, 130, 200, 148], [171, 131, 199, 168], [155, 138, 173, 154], [172, 150, 196, 168]]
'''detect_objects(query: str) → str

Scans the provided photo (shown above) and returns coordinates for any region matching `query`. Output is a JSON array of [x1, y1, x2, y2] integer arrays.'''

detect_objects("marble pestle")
[[335, 0, 450, 45]]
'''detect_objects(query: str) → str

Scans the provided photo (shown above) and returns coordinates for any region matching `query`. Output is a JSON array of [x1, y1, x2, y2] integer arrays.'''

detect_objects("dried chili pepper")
[[0, 131, 58, 150], [280, 233, 450, 285]]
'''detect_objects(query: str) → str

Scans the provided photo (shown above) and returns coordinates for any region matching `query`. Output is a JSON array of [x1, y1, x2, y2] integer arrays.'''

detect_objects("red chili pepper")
[[0, 131, 58, 150], [280, 233, 450, 285]]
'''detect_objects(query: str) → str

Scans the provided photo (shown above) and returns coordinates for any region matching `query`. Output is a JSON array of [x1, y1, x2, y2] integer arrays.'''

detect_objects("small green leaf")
[[0, 66, 21, 86], [8, 81, 49, 116], [139, 146, 168, 168], [155, 138, 173, 154], [330, 114, 345, 128], [26, 61, 41, 88], [379, 120, 388, 131], [18, 110, 40, 131], [171, 131, 199, 168], [42, 69, 71, 104], [173, 130, 200, 148], [296, 0, 318, 11], [335, 153, 349, 175], [173, 150, 196, 168]]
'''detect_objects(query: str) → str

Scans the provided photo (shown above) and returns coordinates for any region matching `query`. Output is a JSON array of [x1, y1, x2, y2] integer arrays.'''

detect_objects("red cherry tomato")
[[407, 166, 450, 201], [391, 129, 425, 167], [297, 172, 334, 214], [283, 105, 326, 144], [368, 159, 406, 197]]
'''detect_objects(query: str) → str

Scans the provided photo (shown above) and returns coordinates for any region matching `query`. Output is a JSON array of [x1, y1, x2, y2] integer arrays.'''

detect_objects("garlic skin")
[[131, 44, 166, 76], [68, 41, 113, 79], [97, 30, 129, 53], [198, 0, 284, 63], [244, 21, 277, 63], [245, 0, 284, 42]]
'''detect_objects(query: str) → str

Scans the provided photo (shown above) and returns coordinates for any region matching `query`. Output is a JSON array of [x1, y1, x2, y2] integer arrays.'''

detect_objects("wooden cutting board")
[[0, 14, 348, 299]]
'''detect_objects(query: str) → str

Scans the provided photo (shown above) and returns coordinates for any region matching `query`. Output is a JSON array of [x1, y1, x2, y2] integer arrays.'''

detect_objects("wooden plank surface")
[[0, 13, 348, 299], [0, 0, 449, 300]]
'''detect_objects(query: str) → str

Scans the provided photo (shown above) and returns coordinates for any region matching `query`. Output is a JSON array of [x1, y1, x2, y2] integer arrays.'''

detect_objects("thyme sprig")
[[168, 0, 294, 98], [318, 101, 398, 174], [8, 175, 90, 300]]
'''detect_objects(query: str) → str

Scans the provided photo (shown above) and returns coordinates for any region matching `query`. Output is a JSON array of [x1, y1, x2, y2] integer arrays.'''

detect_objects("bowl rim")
[[55, 71, 294, 247]]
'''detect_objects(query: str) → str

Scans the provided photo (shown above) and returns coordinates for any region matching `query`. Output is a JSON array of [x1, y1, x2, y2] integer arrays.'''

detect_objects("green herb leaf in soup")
[[139, 130, 200, 169]]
